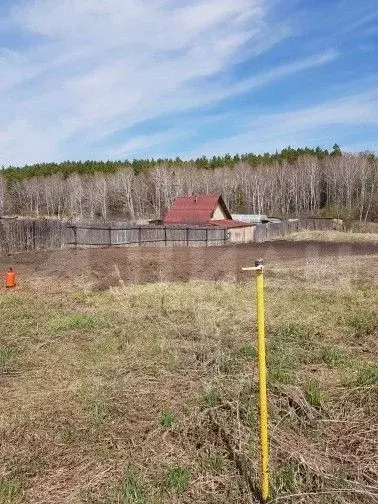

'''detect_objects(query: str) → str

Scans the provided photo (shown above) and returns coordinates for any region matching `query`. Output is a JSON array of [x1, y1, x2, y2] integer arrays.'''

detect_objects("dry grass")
[[0, 254, 377, 503], [283, 230, 378, 243], [351, 222, 378, 234]]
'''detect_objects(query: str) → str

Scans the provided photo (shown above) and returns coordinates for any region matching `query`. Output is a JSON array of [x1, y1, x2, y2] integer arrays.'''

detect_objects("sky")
[[0, 0, 378, 166]]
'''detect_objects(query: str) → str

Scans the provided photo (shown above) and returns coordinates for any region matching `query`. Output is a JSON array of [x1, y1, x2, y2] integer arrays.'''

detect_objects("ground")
[[0, 238, 377, 503], [1, 240, 377, 290]]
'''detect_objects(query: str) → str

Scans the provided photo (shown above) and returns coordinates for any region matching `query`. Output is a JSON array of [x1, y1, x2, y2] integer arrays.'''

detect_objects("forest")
[[0, 145, 376, 223]]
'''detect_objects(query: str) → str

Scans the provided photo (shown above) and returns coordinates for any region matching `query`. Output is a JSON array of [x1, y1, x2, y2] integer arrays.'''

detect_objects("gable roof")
[[163, 195, 232, 224]]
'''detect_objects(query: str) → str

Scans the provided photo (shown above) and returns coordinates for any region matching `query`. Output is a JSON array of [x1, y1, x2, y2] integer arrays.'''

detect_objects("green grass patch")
[[269, 367, 295, 384], [305, 381, 324, 408], [0, 347, 16, 374], [89, 396, 110, 425], [50, 314, 104, 332], [322, 347, 349, 368], [268, 322, 322, 381], [345, 312, 378, 338], [202, 388, 221, 408], [238, 342, 256, 358], [209, 453, 225, 472], [273, 462, 299, 493], [163, 467, 189, 494], [0, 479, 22, 504], [159, 410, 174, 428], [59, 427, 76, 444], [117, 473, 151, 504], [355, 364, 378, 386], [270, 322, 322, 348], [220, 342, 257, 374], [269, 323, 322, 363]]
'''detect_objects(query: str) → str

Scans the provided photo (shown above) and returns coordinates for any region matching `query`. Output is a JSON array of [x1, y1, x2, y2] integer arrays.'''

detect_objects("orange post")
[[5, 268, 16, 288]]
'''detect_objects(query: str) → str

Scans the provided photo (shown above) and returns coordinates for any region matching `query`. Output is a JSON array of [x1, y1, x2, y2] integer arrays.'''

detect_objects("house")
[[164, 194, 230, 224], [163, 195, 254, 243]]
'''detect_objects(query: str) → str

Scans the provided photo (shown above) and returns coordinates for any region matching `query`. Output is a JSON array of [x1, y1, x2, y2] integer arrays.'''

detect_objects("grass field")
[[283, 230, 378, 244], [0, 253, 377, 503]]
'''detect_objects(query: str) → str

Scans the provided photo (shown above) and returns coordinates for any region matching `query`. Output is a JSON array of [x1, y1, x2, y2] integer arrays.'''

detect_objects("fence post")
[[73, 225, 77, 249], [164, 227, 167, 247], [108, 226, 112, 246], [186, 228, 189, 246], [138, 227, 142, 246]]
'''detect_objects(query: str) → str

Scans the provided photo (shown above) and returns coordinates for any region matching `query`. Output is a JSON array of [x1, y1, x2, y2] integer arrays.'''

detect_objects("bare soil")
[[1, 240, 377, 290]]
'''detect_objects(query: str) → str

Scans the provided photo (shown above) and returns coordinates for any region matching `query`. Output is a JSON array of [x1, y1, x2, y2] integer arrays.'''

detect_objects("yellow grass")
[[285, 230, 378, 243], [0, 255, 377, 503]]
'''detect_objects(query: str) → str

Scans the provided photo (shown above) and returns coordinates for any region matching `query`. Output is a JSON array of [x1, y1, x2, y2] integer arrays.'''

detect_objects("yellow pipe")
[[255, 260, 269, 502], [241, 259, 270, 501]]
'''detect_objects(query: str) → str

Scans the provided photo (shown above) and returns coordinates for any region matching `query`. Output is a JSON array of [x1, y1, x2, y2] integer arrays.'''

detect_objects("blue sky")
[[0, 0, 377, 166]]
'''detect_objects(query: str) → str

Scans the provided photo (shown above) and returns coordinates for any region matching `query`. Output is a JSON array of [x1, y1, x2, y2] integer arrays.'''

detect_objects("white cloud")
[[107, 130, 188, 160], [226, 50, 339, 96], [185, 89, 378, 157], [258, 90, 378, 129], [0, 119, 57, 167], [0, 0, 340, 165]]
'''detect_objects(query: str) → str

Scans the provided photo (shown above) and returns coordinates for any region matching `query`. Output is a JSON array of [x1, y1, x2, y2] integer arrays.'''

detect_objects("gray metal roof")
[[231, 214, 269, 223]]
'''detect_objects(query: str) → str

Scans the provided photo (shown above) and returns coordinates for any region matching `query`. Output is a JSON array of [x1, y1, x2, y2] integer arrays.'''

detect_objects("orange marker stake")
[[5, 268, 16, 288]]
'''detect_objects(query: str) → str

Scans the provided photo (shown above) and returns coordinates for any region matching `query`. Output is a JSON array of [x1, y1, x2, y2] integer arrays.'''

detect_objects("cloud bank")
[[0, 0, 377, 165]]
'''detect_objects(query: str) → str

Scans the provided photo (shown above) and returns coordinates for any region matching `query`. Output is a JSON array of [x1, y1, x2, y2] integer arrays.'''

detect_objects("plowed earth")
[[1, 240, 376, 291]]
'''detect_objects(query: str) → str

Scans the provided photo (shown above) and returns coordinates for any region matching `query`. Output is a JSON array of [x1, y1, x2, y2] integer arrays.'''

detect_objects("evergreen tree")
[[331, 143, 342, 156]]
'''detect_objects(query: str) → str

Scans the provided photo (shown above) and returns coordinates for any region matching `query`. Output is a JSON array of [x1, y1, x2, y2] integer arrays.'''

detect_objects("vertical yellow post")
[[242, 258, 269, 502], [255, 259, 269, 502]]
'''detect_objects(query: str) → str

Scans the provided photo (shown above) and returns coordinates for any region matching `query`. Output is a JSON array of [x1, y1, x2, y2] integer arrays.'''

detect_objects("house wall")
[[211, 203, 228, 220], [228, 226, 254, 243]]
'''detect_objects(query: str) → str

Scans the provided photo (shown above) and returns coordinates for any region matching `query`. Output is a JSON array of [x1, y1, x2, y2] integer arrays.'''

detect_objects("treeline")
[[0, 147, 377, 223], [2, 145, 342, 181]]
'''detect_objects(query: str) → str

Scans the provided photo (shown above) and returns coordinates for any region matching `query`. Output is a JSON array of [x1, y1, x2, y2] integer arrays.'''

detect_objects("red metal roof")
[[164, 195, 232, 224], [209, 220, 252, 228]]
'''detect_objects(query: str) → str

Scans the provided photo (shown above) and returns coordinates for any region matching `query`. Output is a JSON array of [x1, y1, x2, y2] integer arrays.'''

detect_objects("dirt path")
[[1, 240, 376, 290]]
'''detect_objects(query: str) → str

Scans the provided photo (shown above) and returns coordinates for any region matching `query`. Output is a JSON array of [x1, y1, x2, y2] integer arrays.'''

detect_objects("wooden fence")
[[253, 218, 339, 242], [0, 219, 67, 254], [67, 223, 228, 248], [0, 217, 341, 254]]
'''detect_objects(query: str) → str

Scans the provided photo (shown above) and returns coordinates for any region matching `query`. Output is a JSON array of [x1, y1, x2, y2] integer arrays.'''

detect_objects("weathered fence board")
[[0, 217, 340, 254], [253, 218, 336, 243], [0, 219, 68, 254], [67, 224, 227, 247]]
